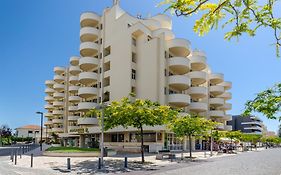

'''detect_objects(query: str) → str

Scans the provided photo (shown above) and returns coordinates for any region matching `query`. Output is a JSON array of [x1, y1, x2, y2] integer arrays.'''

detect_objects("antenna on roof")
[[113, 0, 120, 5]]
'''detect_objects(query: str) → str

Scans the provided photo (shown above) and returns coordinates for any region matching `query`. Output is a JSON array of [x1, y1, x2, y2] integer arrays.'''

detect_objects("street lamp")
[[36, 111, 44, 151]]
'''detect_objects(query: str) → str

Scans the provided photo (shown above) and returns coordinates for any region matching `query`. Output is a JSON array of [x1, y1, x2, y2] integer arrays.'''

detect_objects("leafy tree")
[[278, 124, 281, 138], [220, 130, 242, 145], [243, 83, 281, 121], [240, 133, 262, 150], [86, 96, 178, 163], [168, 115, 217, 158], [160, 0, 281, 56], [0, 125, 12, 146]]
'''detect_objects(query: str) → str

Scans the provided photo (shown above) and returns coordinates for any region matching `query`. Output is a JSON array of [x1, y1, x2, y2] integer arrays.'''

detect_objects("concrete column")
[[74, 138, 79, 147], [79, 135, 85, 148]]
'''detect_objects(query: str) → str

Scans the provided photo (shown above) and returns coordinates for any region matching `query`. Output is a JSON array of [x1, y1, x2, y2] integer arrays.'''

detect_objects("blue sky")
[[0, 0, 280, 133]]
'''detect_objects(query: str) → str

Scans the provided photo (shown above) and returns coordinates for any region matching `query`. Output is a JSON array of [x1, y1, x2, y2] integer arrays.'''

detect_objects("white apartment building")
[[44, 0, 232, 152]]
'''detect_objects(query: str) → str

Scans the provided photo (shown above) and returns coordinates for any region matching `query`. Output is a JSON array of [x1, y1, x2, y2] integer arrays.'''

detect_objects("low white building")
[[15, 125, 48, 143]]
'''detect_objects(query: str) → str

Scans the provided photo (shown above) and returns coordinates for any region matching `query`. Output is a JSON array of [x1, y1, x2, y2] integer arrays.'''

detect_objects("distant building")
[[15, 125, 47, 143], [227, 115, 263, 134], [266, 131, 276, 137]]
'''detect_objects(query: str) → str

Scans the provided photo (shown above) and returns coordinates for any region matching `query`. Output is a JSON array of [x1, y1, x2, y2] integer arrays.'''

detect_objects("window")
[[164, 87, 167, 95], [164, 69, 167, 76], [132, 69, 136, 80], [99, 38, 103, 44], [104, 46, 111, 57], [131, 86, 136, 94], [147, 35, 152, 41], [132, 37, 136, 46], [128, 23, 132, 27], [100, 24, 103, 30], [132, 52, 137, 63]]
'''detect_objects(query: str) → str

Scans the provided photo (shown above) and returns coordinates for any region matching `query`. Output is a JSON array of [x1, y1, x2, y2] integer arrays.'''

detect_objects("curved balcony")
[[69, 106, 78, 112], [209, 98, 225, 107], [53, 92, 64, 99], [217, 92, 232, 100], [79, 72, 98, 85], [52, 119, 64, 124], [69, 96, 81, 102], [68, 126, 80, 133], [168, 57, 190, 75], [210, 110, 225, 118], [53, 83, 65, 91], [190, 51, 207, 71], [187, 87, 208, 99], [222, 103, 232, 110], [52, 127, 64, 133], [244, 126, 263, 132], [141, 19, 161, 30], [45, 96, 55, 102], [68, 116, 80, 121], [45, 80, 55, 88], [80, 42, 99, 57], [69, 66, 81, 75], [223, 114, 232, 121], [218, 81, 232, 90], [54, 75, 65, 83], [45, 88, 55, 95], [188, 71, 207, 85], [53, 110, 64, 116], [151, 14, 172, 30], [45, 121, 53, 126], [44, 104, 54, 110], [79, 57, 99, 71], [54, 67, 65, 75], [168, 75, 190, 91], [209, 85, 224, 95], [53, 101, 64, 107], [80, 12, 100, 28], [69, 76, 79, 85], [210, 73, 224, 85], [78, 102, 97, 111], [78, 87, 98, 98], [167, 38, 191, 57], [189, 102, 208, 113], [152, 28, 174, 40], [216, 123, 225, 130], [45, 113, 53, 118], [78, 117, 99, 125], [80, 27, 100, 42], [69, 85, 79, 93], [168, 94, 190, 107], [70, 56, 80, 66]]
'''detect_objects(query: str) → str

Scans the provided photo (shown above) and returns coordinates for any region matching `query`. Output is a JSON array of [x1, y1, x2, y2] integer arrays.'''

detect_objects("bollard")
[[19, 148, 22, 159], [14, 149, 17, 165], [98, 157, 101, 169], [204, 151, 207, 158], [31, 154, 33, 168], [10, 149, 13, 161], [67, 158, 71, 170], [124, 157, 128, 168]]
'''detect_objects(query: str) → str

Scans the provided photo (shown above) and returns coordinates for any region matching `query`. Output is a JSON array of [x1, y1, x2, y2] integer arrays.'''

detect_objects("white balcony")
[[44, 104, 54, 110], [69, 96, 80, 102], [78, 117, 99, 125], [188, 102, 208, 112], [244, 126, 263, 132], [69, 66, 81, 75], [80, 27, 100, 42], [152, 28, 175, 40], [53, 101, 64, 107], [53, 92, 64, 99], [216, 123, 225, 130], [167, 38, 191, 57], [44, 121, 53, 126], [52, 119, 64, 124], [190, 50, 207, 71], [80, 12, 100, 28], [168, 57, 190, 75], [151, 14, 172, 30], [53, 110, 64, 116], [45, 80, 55, 88], [52, 127, 64, 133], [218, 81, 232, 90], [79, 72, 98, 85], [68, 116, 80, 121], [241, 121, 263, 126], [79, 57, 99, 71], [53, 83, 65, 91], [224, 125, 232, 131], [209, 85, 225, 95], [141, 19, 161, 30], [188, 71, 207, 85], [187, 87, 208, 99], [54, 75, 65, 83], [80, 42, 99, 57], [168, 94, 190, 107], [168, 75, 190, 91], [54, 67, 65, 75], [78, 102, 97, 111], [222, 103, 232, 110], [69, 106, 78, 112], [210, 110, 225, 118], [78, 87, 98, 98], [44, 96, 55, 102], [217, 92, 232, 100], [45, 113, 53, 118], [69, 85, 79, 93], [223, 114, 232, 121], [70, 56, 80, 66], [69, 76, 79, 85], [210, 73, 224, 84], [209, 98, 225, 107]]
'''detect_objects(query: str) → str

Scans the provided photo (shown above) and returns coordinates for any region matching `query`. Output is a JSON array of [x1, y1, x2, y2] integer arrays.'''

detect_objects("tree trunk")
[[140, 125, 145, 163], [189, 134, 192, 158]]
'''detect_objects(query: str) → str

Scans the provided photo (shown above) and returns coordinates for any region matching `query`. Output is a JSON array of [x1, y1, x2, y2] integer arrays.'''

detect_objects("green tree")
[[160, 0, 281, 56], [87, 96, 178, 163], [168, 115, 217, 158], [221, 130, 242, 146], [243, 83, 281, 121]]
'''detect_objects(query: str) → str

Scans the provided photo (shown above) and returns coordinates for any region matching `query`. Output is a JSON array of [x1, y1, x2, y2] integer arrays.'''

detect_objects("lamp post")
[[36, 112, 43, 151]]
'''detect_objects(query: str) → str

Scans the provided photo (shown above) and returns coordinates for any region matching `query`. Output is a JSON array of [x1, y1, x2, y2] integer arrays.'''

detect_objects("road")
[[131, 148, 281, 175]]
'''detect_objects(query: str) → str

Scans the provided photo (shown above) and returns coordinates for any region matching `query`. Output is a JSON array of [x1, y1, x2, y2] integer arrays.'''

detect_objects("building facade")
[[15, 125, 47, 143], [44, 1, 232, 152], [227, 115, 263, 134]]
